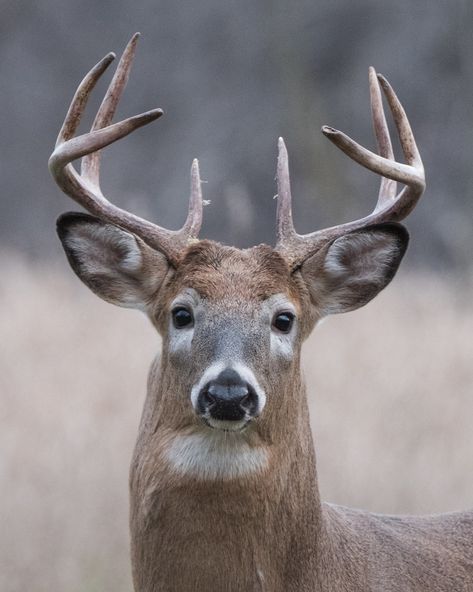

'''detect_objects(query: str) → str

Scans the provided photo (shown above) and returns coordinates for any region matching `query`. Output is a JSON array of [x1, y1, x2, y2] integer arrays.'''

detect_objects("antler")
[[275, 67, 425, 267], [49, 33, 203, 265]]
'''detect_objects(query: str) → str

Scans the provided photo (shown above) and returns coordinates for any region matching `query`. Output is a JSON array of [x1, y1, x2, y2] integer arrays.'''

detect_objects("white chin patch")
[[204, 417, 250, 432], [165, 430, 268, 480]]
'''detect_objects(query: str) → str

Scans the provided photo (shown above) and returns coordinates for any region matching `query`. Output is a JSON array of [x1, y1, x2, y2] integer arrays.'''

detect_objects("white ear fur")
[[57, 213, 169, 310], [301, 224, 408, 316], [64, 223, 143, 273]]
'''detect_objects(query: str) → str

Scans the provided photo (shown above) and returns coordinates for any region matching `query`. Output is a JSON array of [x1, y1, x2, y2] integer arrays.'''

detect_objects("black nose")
[[198, 368, 257, 422]]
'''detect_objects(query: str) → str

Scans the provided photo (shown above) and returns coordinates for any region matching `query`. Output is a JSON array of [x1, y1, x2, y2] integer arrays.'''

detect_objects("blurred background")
[[1, 1, 472, 591]]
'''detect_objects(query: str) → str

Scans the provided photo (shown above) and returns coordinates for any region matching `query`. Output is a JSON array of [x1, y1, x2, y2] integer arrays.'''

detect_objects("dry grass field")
[[1, 253, 472, 592]]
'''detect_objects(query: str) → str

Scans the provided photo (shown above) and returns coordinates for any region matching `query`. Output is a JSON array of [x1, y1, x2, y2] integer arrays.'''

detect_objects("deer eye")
[[272, 312, 295, 333], [172, 307, 194, 329]]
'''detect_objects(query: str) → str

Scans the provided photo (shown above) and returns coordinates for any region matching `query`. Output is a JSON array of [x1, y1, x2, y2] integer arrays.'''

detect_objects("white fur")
[[324, 232, 397, 283], [270, 331, 294, 360], [168, 325, 194, 356], [232, 362, 266, 415], [190, 362, 226, 409], [168, 290, 199, 356], [204, 417, 250, 431], [165, 430, 268, 480], [256, 568, 265, 586], [323, 247, 347, 277], [318, 231, 402, 315], [190, 361, 266, 419], [67, 224, 142, 275], [266, 295, 297, 362], [120, 243, 143, 272]]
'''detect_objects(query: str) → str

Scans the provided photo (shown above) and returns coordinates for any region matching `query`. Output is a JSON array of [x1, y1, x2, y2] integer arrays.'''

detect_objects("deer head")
[[50, 35, 424, 461]]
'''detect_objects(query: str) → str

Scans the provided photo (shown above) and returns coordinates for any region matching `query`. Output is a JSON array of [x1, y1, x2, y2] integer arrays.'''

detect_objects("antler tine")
[[377, 73, 423, 169], [181, 159, 203, 239], [81, 33, 140, 186], [276, 137, 297, 247], [275, 69, 425, 268], [369, 67, 397, 207], [55, 52, 116, 147], [49, 34, 205, 265]]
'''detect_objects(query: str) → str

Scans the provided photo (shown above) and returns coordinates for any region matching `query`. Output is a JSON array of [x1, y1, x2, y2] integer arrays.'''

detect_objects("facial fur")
[[58, 218, 408, 479], [144, 241, 316, 446]]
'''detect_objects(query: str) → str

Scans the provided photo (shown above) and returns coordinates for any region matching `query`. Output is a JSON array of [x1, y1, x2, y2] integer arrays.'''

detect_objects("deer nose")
[[198, 368, 257, 422]]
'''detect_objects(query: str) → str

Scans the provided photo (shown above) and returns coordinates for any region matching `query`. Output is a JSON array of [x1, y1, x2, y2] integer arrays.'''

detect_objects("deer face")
[[152, 241, 312, 434], [58, 217, 407, 443], [58, 221, 313, 436], [52, 36, 423, 455]]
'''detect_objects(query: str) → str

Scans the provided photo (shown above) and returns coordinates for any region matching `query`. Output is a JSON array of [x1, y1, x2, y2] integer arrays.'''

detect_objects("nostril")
[[202, 388, 216, 407], [238, 389, 253, 409], [239, 386, 257, 413], [240, 393, 250, 406]]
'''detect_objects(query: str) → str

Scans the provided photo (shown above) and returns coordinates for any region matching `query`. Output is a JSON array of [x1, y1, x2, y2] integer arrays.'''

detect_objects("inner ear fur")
[[300, 223, 409, 316], [56, 212, 170, 310]]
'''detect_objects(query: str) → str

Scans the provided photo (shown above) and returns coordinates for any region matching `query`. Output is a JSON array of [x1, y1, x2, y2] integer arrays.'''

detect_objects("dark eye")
[[272, 312, 295, 333], [172, 307, 193, 329]]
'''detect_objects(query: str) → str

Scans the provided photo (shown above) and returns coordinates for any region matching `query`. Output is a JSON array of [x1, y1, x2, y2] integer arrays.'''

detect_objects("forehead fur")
[[168, 240, 301, 302]]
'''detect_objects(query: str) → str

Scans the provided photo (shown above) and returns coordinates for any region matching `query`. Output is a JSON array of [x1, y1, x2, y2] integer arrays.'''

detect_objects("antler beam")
[[276, 67, 426, 267], [49, 33, 203, 265]]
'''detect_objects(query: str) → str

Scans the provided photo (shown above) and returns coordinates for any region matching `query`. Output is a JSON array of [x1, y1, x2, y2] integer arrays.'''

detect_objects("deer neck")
[[130, 362, 327, 591]]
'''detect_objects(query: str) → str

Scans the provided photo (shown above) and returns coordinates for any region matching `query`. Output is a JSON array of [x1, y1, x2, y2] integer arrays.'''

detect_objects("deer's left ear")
[[300, 223, 409, 316], [57, 212, 170, 310]]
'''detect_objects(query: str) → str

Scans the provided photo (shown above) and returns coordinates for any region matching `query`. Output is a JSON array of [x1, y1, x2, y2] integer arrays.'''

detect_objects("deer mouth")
[[202, 415, 252, 432]]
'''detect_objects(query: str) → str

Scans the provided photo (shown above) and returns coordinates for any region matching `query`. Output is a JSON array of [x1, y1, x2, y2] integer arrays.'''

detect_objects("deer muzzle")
[[192, 365, 265, 431]]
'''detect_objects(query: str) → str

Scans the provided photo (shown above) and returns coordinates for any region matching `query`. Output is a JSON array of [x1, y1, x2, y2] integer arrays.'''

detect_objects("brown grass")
[[1, 253, 472, 592]]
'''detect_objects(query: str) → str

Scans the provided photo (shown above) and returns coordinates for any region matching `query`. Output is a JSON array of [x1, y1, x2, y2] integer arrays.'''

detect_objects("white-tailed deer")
[[50, 35, 473, 591]]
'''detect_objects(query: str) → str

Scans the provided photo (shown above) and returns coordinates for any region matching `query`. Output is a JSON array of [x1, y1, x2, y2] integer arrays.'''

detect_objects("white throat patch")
[[165, 430, 269, 480]]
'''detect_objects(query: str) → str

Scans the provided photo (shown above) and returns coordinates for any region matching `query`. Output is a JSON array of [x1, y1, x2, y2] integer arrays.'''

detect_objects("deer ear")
[[300, 223, 409, 316], [56, 212, 170, 310]]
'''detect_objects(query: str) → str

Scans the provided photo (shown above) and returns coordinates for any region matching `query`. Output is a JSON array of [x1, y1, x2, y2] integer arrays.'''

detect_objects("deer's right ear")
[[57, 212, 170, 310]]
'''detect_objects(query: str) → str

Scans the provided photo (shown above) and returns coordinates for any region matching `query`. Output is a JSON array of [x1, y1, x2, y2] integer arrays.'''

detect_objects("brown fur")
[[129, 241, 473, 592], [57, 224, 473, 591], [152, 241, 309, 325]]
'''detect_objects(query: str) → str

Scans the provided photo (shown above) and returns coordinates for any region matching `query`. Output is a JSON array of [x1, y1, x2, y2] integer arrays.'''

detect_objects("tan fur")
[[57, 221, 473, 590], [123, 240, 473, 592]]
